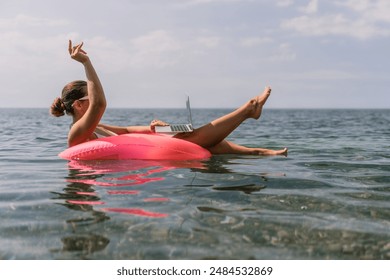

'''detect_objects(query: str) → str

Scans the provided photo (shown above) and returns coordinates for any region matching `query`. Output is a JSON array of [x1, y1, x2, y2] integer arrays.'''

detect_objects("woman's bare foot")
[[254, 147, 288, 156], [273, 147, 288, 157], [248, 86, 272, 119]]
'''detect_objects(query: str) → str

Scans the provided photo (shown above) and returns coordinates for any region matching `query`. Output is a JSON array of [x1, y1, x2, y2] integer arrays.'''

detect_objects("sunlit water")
[[0, 108, 389, 259]]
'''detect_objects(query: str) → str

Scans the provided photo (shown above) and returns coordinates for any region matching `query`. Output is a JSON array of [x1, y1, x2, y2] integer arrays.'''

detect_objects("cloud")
[[128, 30, 184, 69], [184, 0, 252, 4], [240, 36, 273, 47], [288, 69, 358, 81], [0, 14, 69, 29], [0, 14, 73, 72], [268, 43, 296, 62], [281, 14, 390, 39], [196, 36, 221, 48], [0, 31, 76, 72], [174, 0, 254, 8], [282, 0, 390, 39], [73, 31, 184, 72], [84, 31, 223, 71], [275, 0, 294, 7], [336, 0, 390, 23], [299, 0, 318, 14]]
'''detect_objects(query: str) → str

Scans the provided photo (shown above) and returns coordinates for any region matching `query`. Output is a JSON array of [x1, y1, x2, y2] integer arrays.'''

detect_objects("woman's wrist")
[[82, 57, 91, 66]]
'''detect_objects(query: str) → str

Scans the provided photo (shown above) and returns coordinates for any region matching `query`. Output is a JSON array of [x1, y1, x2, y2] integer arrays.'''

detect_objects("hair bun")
[[50, 97, 66, 117]]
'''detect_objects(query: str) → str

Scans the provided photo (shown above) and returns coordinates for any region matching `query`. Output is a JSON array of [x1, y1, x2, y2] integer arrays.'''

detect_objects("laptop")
[[155, 96, 194, 134]]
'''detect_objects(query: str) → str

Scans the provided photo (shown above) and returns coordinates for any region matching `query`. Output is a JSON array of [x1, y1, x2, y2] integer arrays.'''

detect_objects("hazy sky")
[[0, 0, 389, 108]]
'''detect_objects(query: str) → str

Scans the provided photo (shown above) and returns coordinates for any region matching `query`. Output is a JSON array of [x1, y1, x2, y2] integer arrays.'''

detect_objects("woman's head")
[[50, 80, 88, 117]]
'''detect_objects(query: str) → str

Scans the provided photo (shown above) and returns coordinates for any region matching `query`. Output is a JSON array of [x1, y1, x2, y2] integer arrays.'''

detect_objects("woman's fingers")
[[151, 119, 169, 126], [68, 40, 89, 64], [68, 40, 86, 55], [75, 42, 84, 53], [68, 40, 73, 54]]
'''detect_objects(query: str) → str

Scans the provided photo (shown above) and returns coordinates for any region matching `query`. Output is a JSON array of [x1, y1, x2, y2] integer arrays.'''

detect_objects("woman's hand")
[[68, 40, 89, 64], [150, 119, 169, 132]]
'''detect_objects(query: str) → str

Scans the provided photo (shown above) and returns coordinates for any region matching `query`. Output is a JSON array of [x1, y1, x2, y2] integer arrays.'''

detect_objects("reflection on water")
[[51, 234, 110, 259], [47, 155, 390, 260], [63, 159, 208, 217], [50, 159, 210, 257]]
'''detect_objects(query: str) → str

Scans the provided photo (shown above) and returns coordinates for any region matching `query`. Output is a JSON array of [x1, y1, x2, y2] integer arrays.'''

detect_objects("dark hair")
[[50, 80, 87, 117]]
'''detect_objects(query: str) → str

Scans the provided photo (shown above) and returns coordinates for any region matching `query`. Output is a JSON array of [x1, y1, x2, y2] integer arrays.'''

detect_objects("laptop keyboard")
[[170, 125, 191, 132]]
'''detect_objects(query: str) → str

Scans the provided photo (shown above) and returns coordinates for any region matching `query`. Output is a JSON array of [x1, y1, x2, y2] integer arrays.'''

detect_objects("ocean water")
[[0, 108, 389, 260]]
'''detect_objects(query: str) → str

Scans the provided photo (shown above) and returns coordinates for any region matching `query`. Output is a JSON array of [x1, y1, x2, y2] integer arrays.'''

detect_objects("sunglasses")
[[71, 95, 89, 108], [78, 95, 89, 101]]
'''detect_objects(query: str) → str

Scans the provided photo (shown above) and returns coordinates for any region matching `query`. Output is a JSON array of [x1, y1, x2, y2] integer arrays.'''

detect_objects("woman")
[[50, 41, 287, 156]]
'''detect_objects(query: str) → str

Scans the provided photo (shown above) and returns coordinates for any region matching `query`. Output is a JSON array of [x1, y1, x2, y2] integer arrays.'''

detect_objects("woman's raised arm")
[[67, 40, 107, 147]]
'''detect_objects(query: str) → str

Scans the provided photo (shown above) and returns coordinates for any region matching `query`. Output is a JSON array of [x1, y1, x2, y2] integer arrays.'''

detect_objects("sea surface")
[[0, 108, 389, 260]]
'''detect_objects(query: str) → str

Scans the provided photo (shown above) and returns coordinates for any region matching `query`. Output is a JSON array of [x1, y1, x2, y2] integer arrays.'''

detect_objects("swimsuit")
[[94, 127, 118, 138]]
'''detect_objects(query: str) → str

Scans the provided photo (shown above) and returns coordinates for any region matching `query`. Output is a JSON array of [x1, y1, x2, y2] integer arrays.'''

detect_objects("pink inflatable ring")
[[59, 133, 211, 161]]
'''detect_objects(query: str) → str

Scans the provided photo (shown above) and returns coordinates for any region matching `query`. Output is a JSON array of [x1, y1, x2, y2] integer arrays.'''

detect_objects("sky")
[[0, 0, 389, 108]]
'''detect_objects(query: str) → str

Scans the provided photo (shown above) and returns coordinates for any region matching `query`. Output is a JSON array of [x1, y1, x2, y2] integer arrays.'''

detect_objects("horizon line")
[[1, 106, 389, 110]]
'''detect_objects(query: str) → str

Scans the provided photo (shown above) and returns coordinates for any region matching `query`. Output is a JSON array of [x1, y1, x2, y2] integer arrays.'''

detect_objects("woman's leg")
[[208, 140, 288, 156], [174, 87, 271, 148]]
